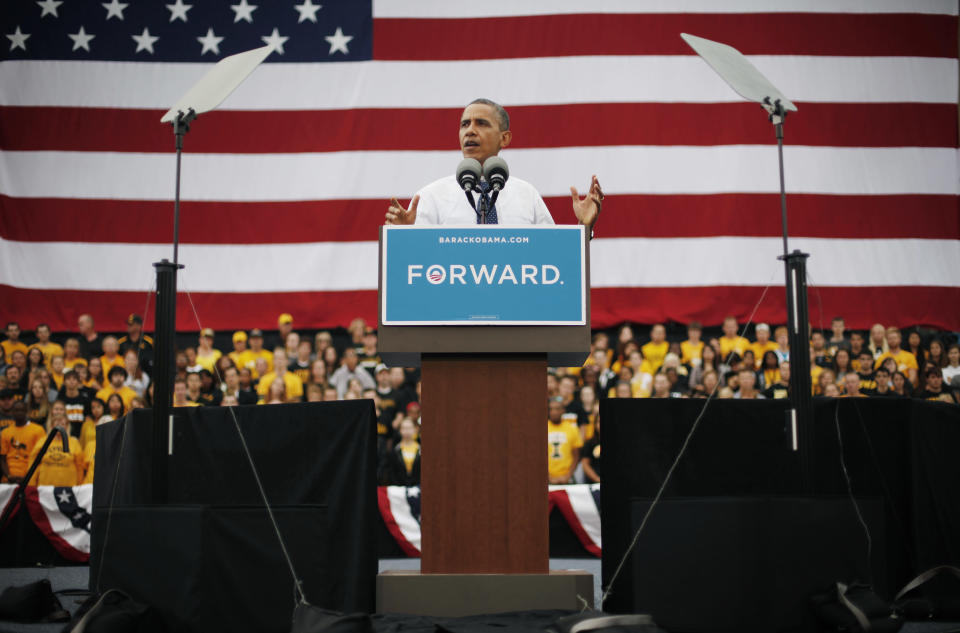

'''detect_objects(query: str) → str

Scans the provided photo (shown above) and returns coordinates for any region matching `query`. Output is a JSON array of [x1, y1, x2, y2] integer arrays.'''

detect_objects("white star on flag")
[[132, 27, 158, 54], [68, 26, 95, 52], [230, 0, 257, 23], [102, 0, 128, 20], [197, 28, 224, 55], [324, 26, 352, 55], [261, 27, 288, 55], [407, 488, 420, 498], [36, 0, 63, 18], [166, 0, 192, 23], [294, 0, 322, 23], [57, 490, 72, 504], [6, 26, 30, 51]]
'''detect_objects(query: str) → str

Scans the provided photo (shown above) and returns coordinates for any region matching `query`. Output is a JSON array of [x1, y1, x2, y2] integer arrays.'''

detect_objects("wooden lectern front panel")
[[420, 354, 549, 574]]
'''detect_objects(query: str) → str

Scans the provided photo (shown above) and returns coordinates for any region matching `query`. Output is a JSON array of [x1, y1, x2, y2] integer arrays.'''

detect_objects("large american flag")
[[2, 0, 957, 332]]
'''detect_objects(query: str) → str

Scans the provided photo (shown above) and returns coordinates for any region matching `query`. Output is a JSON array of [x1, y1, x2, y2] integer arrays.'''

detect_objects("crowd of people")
[[1, 313, 957, 490]]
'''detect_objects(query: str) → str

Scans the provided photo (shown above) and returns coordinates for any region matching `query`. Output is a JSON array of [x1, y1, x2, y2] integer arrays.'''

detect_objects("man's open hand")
[[570, 175, 603, 230], [385, 195, 419, 225]]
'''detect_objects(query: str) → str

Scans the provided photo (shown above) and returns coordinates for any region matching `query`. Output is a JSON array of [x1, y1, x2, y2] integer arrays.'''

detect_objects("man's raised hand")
[[385, 195, 419, 225], [570, 174, 603, 230]]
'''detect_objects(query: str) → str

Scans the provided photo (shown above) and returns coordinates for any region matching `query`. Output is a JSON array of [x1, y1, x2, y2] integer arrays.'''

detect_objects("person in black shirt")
[[58, 370, 90, 437], [379, 417, 421, 486], [118, 314, 154, 373], [869, 367, 899, 397], [197, 369, 223, 406], [77, 314, 103, 359], [581, 416, 601, 483], [917, 367, 957, 404]]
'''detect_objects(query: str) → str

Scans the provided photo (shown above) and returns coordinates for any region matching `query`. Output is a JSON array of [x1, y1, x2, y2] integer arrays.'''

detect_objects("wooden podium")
[[376, 226, 592, 615]]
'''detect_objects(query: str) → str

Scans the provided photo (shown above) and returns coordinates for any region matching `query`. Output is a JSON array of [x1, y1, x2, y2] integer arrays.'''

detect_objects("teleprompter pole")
[[765, 97, 814, 491]]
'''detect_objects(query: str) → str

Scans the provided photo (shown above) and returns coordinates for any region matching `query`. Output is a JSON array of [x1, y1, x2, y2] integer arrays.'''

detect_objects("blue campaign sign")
[[382, 226, 586, 325]]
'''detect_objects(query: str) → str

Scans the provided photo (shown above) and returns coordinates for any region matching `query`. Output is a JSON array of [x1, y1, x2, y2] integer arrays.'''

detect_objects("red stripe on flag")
[[549, 489, 601, 557], [376, 487, 421, 557], [3, 285, 958, 333], [373, 13, 958, 60], [3, 194, 955, 244], [2, 103, 955, 153]]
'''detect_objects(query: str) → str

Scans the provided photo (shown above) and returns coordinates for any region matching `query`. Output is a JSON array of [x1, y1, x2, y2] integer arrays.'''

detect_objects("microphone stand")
[[478, 189, 489, 224]]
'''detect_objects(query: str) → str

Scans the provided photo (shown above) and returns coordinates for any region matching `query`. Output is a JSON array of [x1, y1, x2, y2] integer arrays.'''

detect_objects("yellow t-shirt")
[[874, 350, 919, 373], [680, 340, 704, 366], [750, 341, 779, 368], [29, 342, 64, 367], [82, 441, 96, 484], [64, 357, 87, 371], [80, 418, 97, 451], [28, 435, 85, 486], [719, 336, 751, 360], [96, 385, 138, 410], [243, 350, 274, 378], [640, 341, 669, 373], [195, 349, 222, 373], [255, 371, 303, 400], [1, 340, 28, 360], [1, 422, 47, 480], [548, 419, 583, 480], [99, 354, 125, 378]]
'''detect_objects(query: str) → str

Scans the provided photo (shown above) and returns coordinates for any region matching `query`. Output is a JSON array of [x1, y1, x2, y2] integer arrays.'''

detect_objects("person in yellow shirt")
[[255, 348, 303, 401], [28, 324, 63, 369], [82, 440, 96, 484], [1, 322, 29, 361], [641, 324, 669, 374], [874, 327, 919, 386], [750, 323, 779, 369], [680, 321, 704, 367], [96, 366, 138, 410], [1, 401, 46, 483], [61, 338, 87, 372], [243, 329, 273, 379], [28, 400, 85, 486], [548, 397, 582, 484], [49, 355, 66, 390], [195, 328, 222, 373], [99, 336, 124, 378], [228, 331, 250, 369], [719, 316, 750, 361]]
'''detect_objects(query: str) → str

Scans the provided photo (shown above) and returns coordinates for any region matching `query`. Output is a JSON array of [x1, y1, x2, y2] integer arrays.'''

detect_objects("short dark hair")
[[875, 366, 890, 376], [108, 366, 128, 380], [468, 98, 510, 131]]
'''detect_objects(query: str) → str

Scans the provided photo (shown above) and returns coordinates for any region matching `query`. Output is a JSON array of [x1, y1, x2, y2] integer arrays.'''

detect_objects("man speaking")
[[384, 99, 603, 231]]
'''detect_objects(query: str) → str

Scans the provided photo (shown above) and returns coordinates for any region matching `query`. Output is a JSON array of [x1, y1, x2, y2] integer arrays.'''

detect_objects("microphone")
[[456, 158, 482, 192], [482, 156, 509, 192]]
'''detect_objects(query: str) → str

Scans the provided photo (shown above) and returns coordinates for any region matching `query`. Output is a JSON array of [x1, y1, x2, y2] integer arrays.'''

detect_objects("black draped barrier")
[[91, 401, 378, 633], [601, 398, 960, 632]]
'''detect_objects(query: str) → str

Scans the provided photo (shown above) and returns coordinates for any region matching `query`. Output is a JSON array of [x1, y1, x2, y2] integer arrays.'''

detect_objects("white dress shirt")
[[414, 175, 555, 226]]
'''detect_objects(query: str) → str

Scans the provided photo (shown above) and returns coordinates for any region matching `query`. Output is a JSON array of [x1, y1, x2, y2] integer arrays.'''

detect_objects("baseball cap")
[[756, 323, 770, 332], [127, 314, 143, 325], [200, 328, 215, 338], [278, 313, 293, 325], [233, 331, 248, 343], [249, 328, 264, 338], [375, 363, 388, 374]]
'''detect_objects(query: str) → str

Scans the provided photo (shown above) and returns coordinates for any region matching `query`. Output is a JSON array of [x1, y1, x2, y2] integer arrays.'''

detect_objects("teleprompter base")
[[376, 570, 594, 616]]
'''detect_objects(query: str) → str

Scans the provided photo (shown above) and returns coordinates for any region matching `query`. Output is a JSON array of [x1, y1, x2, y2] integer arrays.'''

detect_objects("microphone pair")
[[456, 156, 509, 193]]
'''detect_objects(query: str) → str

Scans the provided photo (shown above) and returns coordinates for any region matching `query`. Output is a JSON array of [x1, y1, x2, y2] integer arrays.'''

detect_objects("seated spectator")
[[868, 323, 889, 359], [681, 321, 704, 367], [641, 324, 669, 373], [305, 384, 323, 402], [24, 379, 50, 425], [774, 326, 790, 364], [173, 377, 199, 407], [196, 369, 224, 406], [849, 331, 866, 364], [834, 349, 854, 385], [918, 367, 957, 404], [1, 401, 46, 483], [691, 369, 720, 398], [290, 341, 313, 386], [811, 331, 832, 368], [380, 417, 421, 486], [762, 361, 790, 399], [815, 368, 837, 396], [875, 327, 919, 386], [870, 367, 898, 397], [759, 351, 780, 389], [905, 330, 925, 367], [358, 328, 381, 376], [256, 348, 304, 402], [330, 348, 375, 399], [195, 328, 222, 373], [734, 369, 763, 399], [891, 371, 909, 396], [62, 338, 86, 372], [548, 397, 582, 484], [927, 339, 948, 368], [943, 344, 960, 384], [86, 357, 104, 390], [228, 331, 249, 369], [591, 349, 617, 397], [96, 366, 138, 410], [827, 317, 850, 356], [50, 355, 65, 390], [842, 372, 866, 397], [856, 351, 877, 392], [102, 393, 126, 423], [26, 347, 46, 376], [79, 398, 106, 449], [29, 400, 85, 486], [750, 324, 778, 368], [260, 377, 287, 405], [822, 383, 841, 397], [123, 349, 150, 397], [579, 385, 599, 439], [580, 414, 601, 483], [719, 316, 750, 361], [100, 336, 124, 378]]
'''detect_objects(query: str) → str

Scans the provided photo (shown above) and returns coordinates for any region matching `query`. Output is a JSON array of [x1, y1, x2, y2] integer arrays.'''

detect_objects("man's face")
[[548, 401, 564, 423], [65, 374, 78, 391], [756, 328, 769, 343], [738, 370, 755, 390], [6, 324, 19, 341], [459, 103, 511, 165], [128, 321, 141, 337], [722, 319, 737, 337], [850, 332, 864, 350], [11, 352, 25, 370], [859, 353, 874, 372], [78, 315, 93, 335], [811, 333, 825, 351], [845, 373, 860, 393], [832, 320, 845, 337], [186, 374, 200, 392], [344, 350, 358, 370], [11, 401, 26, 424], [780, 362, 791, 381], [273, 349, 288, 369], [927, 373, 942, 391], [249, 336, 263, 351], [6, 366, 19, 383], [887, 330, 901, 349], [950, 347, 960, 365], [651, 325, 665, 343], [103, 338, 118, 355], [174, 382, 186, 399], [225, 368, 239, 389], [36, 325, 50, 342], [110, 371, 124, 388], [592, 350, 607, 369], [389, 368, 405, 389]]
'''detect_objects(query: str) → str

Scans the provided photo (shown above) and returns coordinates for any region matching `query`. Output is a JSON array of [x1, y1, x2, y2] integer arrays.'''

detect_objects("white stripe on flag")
[[564, 484, 603, 550], [1, 56, 955, 109], [2, 146, 956, 201], [36, 485, 92, 555], [385, 487, 421, 553]]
